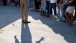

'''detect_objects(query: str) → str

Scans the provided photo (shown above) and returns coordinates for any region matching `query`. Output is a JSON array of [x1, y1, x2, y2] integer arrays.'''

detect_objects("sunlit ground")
[[0, 6, 76, 43]]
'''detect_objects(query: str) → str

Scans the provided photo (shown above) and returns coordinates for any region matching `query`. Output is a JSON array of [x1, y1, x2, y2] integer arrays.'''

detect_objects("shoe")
[[56, 18, 60, 21], [24, 21, 31, 23], [22, 21, 25, 23]]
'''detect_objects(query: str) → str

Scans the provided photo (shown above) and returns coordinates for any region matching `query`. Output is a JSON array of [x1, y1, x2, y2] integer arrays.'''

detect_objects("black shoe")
[[22, 21, 25, 23], [24, 21, 31, 23]]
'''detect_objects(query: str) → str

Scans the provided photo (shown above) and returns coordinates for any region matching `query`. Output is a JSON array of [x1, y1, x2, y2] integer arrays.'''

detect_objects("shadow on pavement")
[[14, 35, 20, 43], [0, 6, 20, 29], [36, 37, 44, 43], [21, 23, 32, 43], [29, 11, 76, 43]]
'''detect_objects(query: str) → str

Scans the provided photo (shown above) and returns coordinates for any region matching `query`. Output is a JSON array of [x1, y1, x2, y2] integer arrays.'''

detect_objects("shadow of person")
[[14, 35, 19, 43], [21, 23, 32, 43], [36, 37, 44, 43], [29, 12, 76, 43]]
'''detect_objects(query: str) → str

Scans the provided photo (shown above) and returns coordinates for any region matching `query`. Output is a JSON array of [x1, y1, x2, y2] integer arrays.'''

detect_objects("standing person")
[[46, 0, 50, 17], [56, 0, 63, 21], [20, 0, 31, 23], [49, 0, 57, 20], [64, 0, 75, 26]]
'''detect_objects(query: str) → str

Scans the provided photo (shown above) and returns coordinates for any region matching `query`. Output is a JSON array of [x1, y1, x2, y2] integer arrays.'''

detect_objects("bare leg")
[[64, 11, 71, 26], [70, 13, 73, 25]]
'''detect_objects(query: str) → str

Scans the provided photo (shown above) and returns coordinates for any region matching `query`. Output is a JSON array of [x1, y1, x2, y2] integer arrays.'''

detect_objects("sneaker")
[[56, 18, 60, 21]]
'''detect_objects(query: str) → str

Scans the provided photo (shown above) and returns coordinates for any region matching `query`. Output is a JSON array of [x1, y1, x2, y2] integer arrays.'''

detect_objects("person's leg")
[[30, 1, 33, 10], [43, 2, 46, 16], [62, 4, 68, 22], [39, 0, 41, 11], [57, 5, 60, 19], [24, 1, 28, 22], [28, 0, 31, 10], [74, 6, 76, 20], [15, 2, 17, 6], [3, 0, 7, 6], [35, 1, 39, 11], [40, 3, 43, 16], [7, 0, 8, 6], [63, 4, 68, 19], [49, 3, 52, 17], [32, 0, 35, 11], [33, 0, 35, 11], [19, 0, 20, 6], [60, 4, 64, 20], [75, 10, 76, 19], [46, 1, 50, 17], [70, 13, 73, 25], [53, 3, 57, 18], [20, 1, 25, 22], [64, 11, 70, 25]]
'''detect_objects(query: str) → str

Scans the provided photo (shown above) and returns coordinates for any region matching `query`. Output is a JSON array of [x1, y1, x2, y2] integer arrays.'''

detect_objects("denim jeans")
[[63, 4, 68, 18], [41, 2, 46, 12], [57, 4, 63, 20], [49, 3, 56, 15], [28, 0, 34, 10]]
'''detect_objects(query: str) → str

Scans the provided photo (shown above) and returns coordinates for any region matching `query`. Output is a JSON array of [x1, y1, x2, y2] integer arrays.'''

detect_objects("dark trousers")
[[15, 2, 18, 6], [74, 5, 76, 19], [3, 0, 7, 6], [35, 0, 39, 10], [15, 1, 20, 6], [46, 1, 50, 17], [50, 3, 56, 15], [63, 4, 68, 14]]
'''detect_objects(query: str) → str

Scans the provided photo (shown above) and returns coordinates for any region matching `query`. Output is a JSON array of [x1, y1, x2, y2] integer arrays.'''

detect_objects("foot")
[[68, 21, 73, 26], [24, 21, 31, 23], [22, 21, 25, 23]]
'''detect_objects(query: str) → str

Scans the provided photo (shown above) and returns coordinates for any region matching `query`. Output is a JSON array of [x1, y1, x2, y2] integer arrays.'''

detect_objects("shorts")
[[66, 6, 75, 13]]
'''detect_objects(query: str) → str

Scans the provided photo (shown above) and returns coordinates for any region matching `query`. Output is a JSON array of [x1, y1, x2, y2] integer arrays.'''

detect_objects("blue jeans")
[[50, 3, 56, 15], [57, 4, 63, 20], [41, 2, 46, 12], [28, 0, 34, 10], [63, 4, 68, 18]]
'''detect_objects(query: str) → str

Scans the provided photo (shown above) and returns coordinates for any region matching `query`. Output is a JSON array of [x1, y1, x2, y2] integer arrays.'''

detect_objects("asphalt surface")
[[0, 6, 76, 43]]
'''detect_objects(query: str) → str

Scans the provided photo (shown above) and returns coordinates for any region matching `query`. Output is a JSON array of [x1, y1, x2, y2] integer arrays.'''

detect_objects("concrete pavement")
[[0, 6, 76, 43]]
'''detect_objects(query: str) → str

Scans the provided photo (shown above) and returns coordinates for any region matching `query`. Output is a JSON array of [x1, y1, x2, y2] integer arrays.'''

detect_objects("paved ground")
[[0, 6, 76, 43]]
